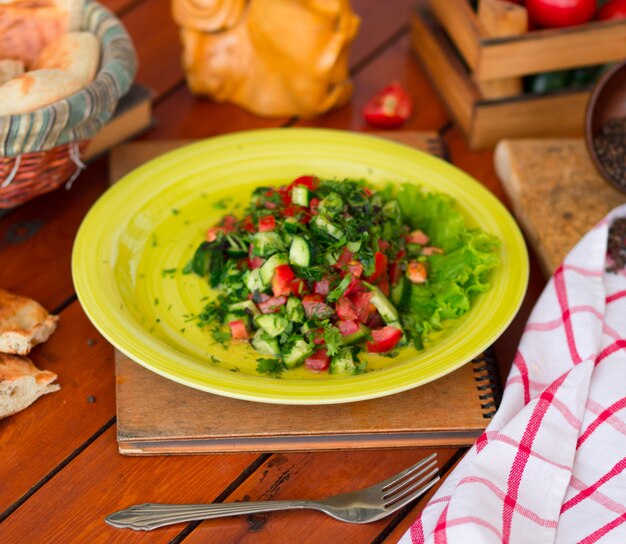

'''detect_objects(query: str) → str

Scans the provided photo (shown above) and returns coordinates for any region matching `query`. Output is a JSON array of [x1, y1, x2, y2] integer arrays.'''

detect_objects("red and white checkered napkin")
[[400, 204, 626, 544]]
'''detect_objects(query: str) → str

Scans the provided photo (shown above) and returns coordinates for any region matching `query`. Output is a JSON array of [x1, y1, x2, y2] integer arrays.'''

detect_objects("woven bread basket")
[[0, 0, 137, 209]]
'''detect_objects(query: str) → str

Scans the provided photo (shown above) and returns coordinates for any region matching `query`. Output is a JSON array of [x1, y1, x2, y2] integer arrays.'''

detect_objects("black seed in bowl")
[[594, 117, 626, 192]]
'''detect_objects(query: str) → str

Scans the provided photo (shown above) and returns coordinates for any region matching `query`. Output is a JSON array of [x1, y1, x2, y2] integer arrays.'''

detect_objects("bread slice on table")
[[31, 31, 100, 87], [0, 353, 59, 419], [0, 288, 59, 355]]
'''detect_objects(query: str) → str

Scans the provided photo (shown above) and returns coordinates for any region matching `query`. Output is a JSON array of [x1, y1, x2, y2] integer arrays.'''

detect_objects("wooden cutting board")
[[109, 132, 501, 455], [495, 138, 626, 276]]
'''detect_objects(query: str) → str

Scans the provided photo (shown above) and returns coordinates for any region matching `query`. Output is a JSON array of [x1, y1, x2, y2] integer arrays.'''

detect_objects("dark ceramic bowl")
[[585, 60, 626, 195]]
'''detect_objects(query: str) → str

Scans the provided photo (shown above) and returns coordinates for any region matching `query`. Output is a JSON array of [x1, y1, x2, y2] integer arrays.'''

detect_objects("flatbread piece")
[[0, 353, 59, 418], [0, 288, 59, 355]]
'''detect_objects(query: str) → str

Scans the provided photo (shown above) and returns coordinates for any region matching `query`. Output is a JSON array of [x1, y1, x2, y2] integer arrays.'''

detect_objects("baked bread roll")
[[0, 353, 59, 419], [0, 69, 84, 115], [0, 288, 59, 355], [0, 58, 24, 85], [31, 31, 100, 87]]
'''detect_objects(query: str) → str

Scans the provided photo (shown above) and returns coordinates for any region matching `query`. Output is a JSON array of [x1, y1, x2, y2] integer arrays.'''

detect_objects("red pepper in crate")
[[363, 82, 412, 129]]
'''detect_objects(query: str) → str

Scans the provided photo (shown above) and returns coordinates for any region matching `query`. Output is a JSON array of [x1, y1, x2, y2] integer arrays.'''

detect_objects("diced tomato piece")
[[228, 320, 249, 340], [336, 296, 358, 321], [366, 251, 388, 282], [344, 276, 365, 296], [309, 197, 320, 215], [289, 175, 319, 191], [272, 264, 295, 297], [338, 319, 359, 336], [310, 328, 325, 345], [347, 260, 363, 278], [366, 326, 403, 353], [248, 256, 264, 270], [389, 260, 403, 284], [377, 239, 390, 251], [258, 295, 288, 314], [305, 349, 330, 372], [223, 215, 237, 229], [366, 312, 385, 330], [264, 201, 277, 210], [407, 230, 429, 245], [407, 261, 428, 284], [335, 247, 354, 269], [283, 205, 297, 217], [242, 215, 256, 233], [205, 227, 221, 242], [278, 186, 292, 206], [376, 273, 390, 296], [314, 278, 330, 296], [290, 278, 308, 298], [258, 215, 276, 232], [302, 294, 333, 320], [349, 291, 373, 323], [422, 246, 444, 256]]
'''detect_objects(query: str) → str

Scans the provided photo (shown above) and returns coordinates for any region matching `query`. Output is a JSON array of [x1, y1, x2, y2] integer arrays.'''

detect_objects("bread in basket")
[[0, 0, 137, 209]]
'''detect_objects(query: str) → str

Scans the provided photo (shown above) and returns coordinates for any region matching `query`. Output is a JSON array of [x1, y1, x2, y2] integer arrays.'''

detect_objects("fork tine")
[[384, 467, 440, 506], [382, 459, 438, 498], [384, 471, 441, 512], [380, 453, 437, 491]]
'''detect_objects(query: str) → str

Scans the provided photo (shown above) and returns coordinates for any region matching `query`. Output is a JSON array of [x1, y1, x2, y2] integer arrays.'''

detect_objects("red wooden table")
[[0, 1, 546, 542]]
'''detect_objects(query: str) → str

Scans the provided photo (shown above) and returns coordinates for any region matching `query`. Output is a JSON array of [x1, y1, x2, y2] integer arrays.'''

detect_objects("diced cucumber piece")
[[341, 324, 370, 345], [318, 192, 344, 217], [286, 296, 305, 323], [369, 286, 400, 324], [259, 253, 288, 285], [312, 215, 344, 240], [283, 217, 300, 233], [245, 269, 264, 292], [228, 300, 261, 319], [282, 337, 313, 368], [251, 329, 280, 356], [289, 236, 311, 267], [347, 240, 362, 253], [390, 276, 410, 307], [291, 185, 310, 207], [253, 232, 285, 257], [255, 314, 289, 337], [382, 199, 401, 222], [329, 349, 360, 375]]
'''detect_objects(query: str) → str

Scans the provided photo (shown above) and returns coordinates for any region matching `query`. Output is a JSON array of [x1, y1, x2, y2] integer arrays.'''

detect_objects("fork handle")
[[105, 501, 315, 531]]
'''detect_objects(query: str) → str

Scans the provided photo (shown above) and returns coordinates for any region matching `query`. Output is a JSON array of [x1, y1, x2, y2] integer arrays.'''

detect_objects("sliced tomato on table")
[[366, 326, 403, 353], [363, 82, 412, 129]]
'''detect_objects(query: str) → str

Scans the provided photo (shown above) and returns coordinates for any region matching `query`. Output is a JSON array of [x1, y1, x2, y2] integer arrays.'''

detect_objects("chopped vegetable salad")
[[187, 176, 500, 376]]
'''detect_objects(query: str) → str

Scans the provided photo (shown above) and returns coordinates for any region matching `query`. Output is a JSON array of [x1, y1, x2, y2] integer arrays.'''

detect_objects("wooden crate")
[[411, 8, 593, 149], [430, 0, 626, 82]]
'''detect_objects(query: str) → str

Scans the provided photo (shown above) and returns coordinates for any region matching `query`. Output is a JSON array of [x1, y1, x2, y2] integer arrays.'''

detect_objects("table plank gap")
[[0, 416, 116, 525], [351, 25, 409, 75]]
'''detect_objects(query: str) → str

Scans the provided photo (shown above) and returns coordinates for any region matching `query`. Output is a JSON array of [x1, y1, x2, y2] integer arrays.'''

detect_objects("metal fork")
[[105, 453, 439, 531]]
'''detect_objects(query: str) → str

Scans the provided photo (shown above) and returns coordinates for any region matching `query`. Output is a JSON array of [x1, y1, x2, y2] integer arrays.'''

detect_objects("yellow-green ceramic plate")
[[72, 128, 528, 404]]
